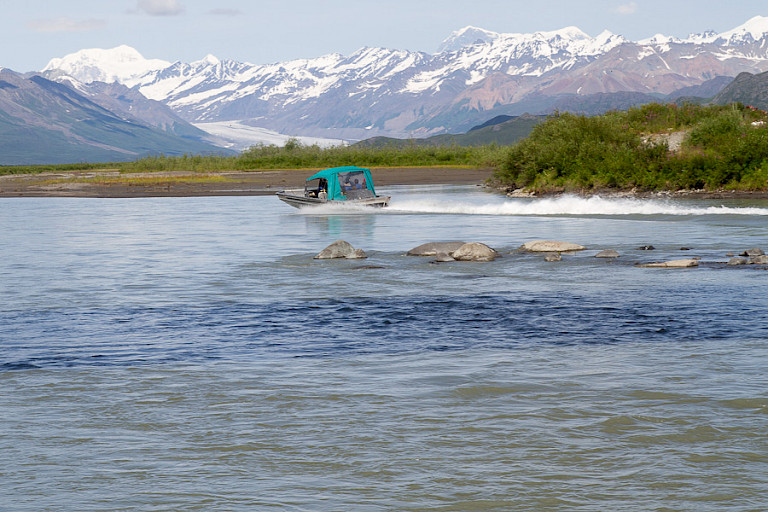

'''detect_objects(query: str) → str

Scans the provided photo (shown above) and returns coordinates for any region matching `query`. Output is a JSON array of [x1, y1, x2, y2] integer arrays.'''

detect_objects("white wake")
[[385, 195, 768, 216]]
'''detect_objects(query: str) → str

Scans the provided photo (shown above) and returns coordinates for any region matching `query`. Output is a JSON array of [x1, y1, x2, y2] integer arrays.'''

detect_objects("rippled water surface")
[[1, 186, 767, 511]]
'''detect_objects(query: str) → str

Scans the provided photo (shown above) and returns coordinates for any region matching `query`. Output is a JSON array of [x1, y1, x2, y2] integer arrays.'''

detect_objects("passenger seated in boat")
[[308, 178, 329, 198]]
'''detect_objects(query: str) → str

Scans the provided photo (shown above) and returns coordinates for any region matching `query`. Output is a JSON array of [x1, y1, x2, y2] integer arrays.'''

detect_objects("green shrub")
[[493, 103, 768, 192]]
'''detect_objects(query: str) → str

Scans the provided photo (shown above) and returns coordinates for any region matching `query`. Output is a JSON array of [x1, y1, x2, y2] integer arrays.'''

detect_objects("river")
[[1, 185, 767, 511]]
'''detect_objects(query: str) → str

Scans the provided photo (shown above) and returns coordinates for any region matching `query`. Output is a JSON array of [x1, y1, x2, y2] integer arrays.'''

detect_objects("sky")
[[1, 0, 767, 72]]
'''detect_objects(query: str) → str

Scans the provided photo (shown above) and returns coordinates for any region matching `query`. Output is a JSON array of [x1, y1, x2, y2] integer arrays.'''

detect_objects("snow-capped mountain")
[[43, 45, 170, 85], [0, 68, 230, 165], [41, 16, 768, 141], [437, 26, 501, 53], [687, 15, 768, 44]]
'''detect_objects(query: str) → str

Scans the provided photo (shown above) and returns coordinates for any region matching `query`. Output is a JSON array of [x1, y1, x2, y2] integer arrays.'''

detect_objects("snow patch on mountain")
[[439, 25, 624, 58], [645, 15, 768, 46], [639, 33, 682, 45], [438, 26, 501, 53], [37, 16, 768, 141], [43, 45, 170, 84], [715, 15, 768, 43]]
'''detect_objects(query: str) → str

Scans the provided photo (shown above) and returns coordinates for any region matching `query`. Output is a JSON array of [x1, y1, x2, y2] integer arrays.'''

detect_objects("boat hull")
[[276, 192, 390, 209]]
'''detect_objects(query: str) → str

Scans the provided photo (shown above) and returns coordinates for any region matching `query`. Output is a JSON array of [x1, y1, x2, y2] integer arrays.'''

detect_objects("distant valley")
[[3, 16, 768, 164]]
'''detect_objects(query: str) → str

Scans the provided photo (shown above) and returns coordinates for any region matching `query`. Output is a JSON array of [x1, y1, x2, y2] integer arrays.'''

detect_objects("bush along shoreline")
[[0, 141, 506, 177], [3, 102, 767, 197], [491, 103, 768, 195]]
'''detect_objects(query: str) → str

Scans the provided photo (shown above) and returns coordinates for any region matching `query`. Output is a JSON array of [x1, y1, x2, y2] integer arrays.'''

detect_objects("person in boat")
[[308, 178, 329, 199]]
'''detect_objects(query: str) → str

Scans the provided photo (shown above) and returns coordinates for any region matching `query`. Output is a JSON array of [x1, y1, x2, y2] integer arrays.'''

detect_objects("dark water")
[[1, 187, 767, 511]]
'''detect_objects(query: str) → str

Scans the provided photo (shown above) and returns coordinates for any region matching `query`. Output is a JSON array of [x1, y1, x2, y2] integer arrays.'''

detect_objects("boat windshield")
[[337, 170, 374, 199]]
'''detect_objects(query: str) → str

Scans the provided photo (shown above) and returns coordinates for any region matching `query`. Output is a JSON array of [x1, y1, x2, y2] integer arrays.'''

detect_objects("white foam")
[[385, 195, 768, 216], [294, 202, 376, 215]]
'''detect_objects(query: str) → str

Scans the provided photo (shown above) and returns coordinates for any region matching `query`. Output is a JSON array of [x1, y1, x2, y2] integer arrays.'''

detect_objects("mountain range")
[[0, 69, 232, 165], [3, 15, 768, 164]]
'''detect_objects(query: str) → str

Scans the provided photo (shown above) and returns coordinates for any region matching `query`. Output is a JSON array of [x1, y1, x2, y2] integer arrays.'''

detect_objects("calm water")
[[1, 186, 767, 511]]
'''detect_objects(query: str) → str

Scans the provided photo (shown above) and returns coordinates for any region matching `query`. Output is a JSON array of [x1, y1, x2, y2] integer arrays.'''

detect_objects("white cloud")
[[613, 2, 638, 15], [137, 0, 184, 16], [27, 17, 106, 33]]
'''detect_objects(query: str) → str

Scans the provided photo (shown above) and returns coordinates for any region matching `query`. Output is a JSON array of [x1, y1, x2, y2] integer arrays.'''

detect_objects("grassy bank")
[[492, 103, 768, 193], [0, 140, 506, 176], [4, 103, 768, 195]]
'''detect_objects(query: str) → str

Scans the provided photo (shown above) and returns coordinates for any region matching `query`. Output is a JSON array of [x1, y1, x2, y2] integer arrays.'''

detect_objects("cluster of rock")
[[314, 240, 502, 262], [726, 248, 768, 265], [314, 239, 767, 269], [406, 241, 499, 262]]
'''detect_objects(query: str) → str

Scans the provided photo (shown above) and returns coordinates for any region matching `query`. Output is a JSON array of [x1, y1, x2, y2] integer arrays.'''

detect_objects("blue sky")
[[1, 0, 766, 72]]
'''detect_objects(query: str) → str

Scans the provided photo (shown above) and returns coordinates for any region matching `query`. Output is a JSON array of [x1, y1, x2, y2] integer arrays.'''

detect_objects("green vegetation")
[[37, 174, 231, 187], [3, 103, 768, 194], [126, 141, 506, 171], [0, 140, 507, 176], [493, 103, 768, 193], [0, 162, 120, 175]]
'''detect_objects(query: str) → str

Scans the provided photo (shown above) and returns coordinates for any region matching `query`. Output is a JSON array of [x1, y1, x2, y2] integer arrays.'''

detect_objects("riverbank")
[[3, 166, 766, 199], [0, 167, 493, 198], [504, 186, 768, 200]]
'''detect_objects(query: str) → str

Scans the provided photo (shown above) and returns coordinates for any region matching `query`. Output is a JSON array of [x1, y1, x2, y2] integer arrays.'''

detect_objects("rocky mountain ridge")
[[39, 16, 768, 142], [0, 69, 230, 165]]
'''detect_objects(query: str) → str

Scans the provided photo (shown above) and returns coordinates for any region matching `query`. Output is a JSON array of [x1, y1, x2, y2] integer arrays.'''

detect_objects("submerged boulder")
[[433, 252, 456, 263], [729, 255, 768, 265], [544, 252, 562, 262], [595, 249, 620, 258], [407, 241, 467, 256], [451, 242, 499, 262], [520, 240, 586, 253], [314, 240, 367, 259], [741, 248, 765, 257], [637, 258, 699, 268]]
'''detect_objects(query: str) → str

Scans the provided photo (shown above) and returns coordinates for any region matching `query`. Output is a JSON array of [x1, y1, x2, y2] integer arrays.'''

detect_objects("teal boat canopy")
[[306, 166, 378, 202]]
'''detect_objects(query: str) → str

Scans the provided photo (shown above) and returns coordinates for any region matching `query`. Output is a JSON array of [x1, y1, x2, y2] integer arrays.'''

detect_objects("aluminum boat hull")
[[276, 192, 390, 209]]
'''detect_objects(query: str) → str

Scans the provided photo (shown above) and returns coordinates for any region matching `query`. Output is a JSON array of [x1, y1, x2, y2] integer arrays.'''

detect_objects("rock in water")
[[407, 241, 466, 256], [741, 248, 765, 257], [638, 258, 699, 268], [544, 253, 562, 262], [520, 240, 586, 252], [728, 255, 768, 265], [451, 242, 499, 262], [314, 240, 367, 259], [595, 250, 620, 258]]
